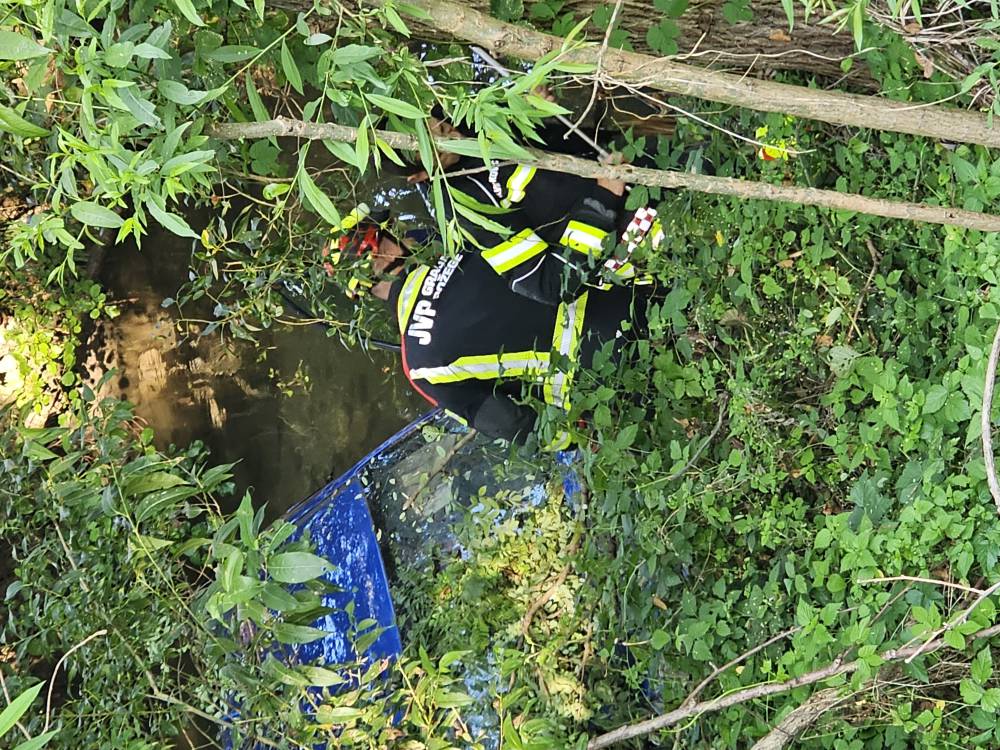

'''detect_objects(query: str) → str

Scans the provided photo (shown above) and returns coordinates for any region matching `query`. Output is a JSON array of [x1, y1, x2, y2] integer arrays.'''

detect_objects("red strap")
[[399, 336, 438, 407]]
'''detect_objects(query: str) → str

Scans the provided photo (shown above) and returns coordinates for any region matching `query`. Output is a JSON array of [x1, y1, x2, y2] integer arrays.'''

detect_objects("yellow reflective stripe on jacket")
[[560, 220, 607, 256], [397, 266, 430, 332], [408, 351, 551, 384], [337, 203, 370, 233], [482, 229, 547, 274], [544, 292, 588, 409], [501, 165, 536, 207], [542, 429, 573, 452]]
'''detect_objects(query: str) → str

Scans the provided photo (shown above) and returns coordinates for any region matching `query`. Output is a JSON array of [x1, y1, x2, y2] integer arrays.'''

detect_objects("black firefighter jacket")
[[392, 161, 649, 445]]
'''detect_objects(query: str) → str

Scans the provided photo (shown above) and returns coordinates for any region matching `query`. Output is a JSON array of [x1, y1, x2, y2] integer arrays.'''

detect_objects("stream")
[[96, 220, 425, 520]]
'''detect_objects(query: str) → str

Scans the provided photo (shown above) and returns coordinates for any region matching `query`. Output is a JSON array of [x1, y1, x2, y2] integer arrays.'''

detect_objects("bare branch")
[[43, 629, 108, 734], [858, 575, 985, 596], [207, 118, 1000, 232], [586, 621, 1000, 749], [401, 0, 1000, 148], [680, 625, 800, 709], [749, 688, 845, 750], [982, 319, 1000, 514]]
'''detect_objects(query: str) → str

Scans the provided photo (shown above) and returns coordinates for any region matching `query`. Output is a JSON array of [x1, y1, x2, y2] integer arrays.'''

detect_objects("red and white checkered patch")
[[606, 206, 658, 272]]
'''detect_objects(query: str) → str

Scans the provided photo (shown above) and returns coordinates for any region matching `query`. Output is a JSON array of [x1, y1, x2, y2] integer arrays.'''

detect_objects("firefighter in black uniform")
[[333, 150, 657, 448]]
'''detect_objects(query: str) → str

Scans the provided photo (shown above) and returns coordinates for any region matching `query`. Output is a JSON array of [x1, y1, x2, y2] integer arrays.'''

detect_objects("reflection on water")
[[98, 223, 424, 519]]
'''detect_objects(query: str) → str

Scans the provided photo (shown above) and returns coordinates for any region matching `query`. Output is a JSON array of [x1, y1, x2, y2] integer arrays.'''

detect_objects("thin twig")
[[43, 629, 108, 733], [982, 319, 1000, 514], [904, 580, 1000, 664], [0, 669, 32, 740], [845, 238, 881, 345], [587, 620, 1000, 748], [664, 394, 729, 483], [569, 0, 625, 134], [858, 575, 985, 596], [680, 626, 801, 709], [402, 430, 477, 512], [520, 490, 587, 642]]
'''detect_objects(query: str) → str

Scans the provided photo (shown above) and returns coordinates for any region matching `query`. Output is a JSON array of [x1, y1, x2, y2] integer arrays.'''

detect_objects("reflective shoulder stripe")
[[560, 220, 608, 256], [544, 292, 588, 410], [501, 165, 537, 207], [541, 429, 573, 452], [482, 228, 547, 275], [409, 351, 551, 384], [397, 266, 430, 333]]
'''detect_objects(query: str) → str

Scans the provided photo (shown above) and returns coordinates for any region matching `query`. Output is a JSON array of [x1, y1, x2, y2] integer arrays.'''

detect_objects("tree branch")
[[399, 0, 1000, 149], [208, 117, 1000, 232], [749, 688, 845, 750], [586, 621, 1000, 749], [982, 318, 1000, 514]]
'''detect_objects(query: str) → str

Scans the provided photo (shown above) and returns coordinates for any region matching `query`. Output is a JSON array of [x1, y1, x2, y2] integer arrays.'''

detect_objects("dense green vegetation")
[[6, 0, 1000, 748]]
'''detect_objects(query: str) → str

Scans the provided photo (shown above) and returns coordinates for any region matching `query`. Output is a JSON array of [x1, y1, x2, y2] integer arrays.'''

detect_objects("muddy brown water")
[[98, 223, 425, 520]]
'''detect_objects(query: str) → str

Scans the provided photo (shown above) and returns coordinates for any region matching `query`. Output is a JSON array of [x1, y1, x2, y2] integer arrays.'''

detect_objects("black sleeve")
[[454, 178, 624, 307], [471, 394, 538, 444]]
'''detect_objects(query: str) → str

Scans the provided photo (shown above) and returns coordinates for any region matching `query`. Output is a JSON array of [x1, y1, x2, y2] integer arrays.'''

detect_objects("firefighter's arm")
[[481, 188, 622, 306], [424, 379, 537, 444]]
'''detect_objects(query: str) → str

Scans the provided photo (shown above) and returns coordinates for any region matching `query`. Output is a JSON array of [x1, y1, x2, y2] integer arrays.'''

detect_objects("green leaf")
[[302, 666, 348, 687], [781, 0, 795, 30], [299, 170, 342, 227], [0, 31, 51, 60], [13, 730, 58, 750], [384, 4, 411, 36], [355, 117, 370, 174], [133, 42, 172, 60], [104, 41, 135, 67], [435, 690, 474, 708], [273, 622, 329, 644], [961, 677, 984, 705], [260, 582, 301, 612], [943, 628, 965, 651], [923, 385, 948, 415], [453, 201, 514, 237], [157, 80, 224, 106], [71, 201, 123, 229], [649, 629, 669, 649], [0, 682, 43, 736], [646, 19, 679, 55], [205, 45, 260, 63], [982, 688, 1000, 713], [375, 137, 406, 167], [173, 0, 205, 26], [161, 149, 217, 177], [365, 93, 425, 120], [316, 705, 363, 723], [304, 33, 332, 46], [254, 0, 265, 20], [322, 139, 360, 168], [268, 551, 333, 583], [973, 647, 993, 684], [117, 85, 162, 127], [438, 650, 471, 670], [221, 549, 244, 592], [244, 72, 269, 123], [331, 44, 380, 66], [280, 40, 303, 94], [147, 200, 200, 238], [0, 106, 50, 138]]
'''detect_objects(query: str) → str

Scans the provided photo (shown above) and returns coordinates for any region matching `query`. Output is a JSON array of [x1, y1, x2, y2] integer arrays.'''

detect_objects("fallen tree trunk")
[[208, 117, 1000, 232], [398, 0, 1000, 149]]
